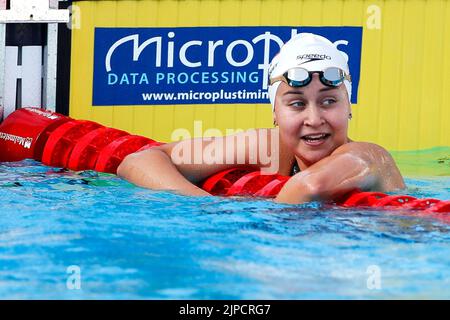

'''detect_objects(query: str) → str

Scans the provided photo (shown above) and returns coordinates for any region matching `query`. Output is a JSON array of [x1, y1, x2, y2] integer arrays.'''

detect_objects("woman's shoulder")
[[332, 141, 399, 174], [332, 141, 390, 156]]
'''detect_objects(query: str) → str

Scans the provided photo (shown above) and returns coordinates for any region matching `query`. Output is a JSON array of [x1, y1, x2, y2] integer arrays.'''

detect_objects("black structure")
[[3, 0, 73, 116], [56, 0, 72, 116]]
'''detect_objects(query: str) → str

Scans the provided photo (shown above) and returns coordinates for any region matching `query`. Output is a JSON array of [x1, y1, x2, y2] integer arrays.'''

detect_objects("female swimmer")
[[117, 33, 405, 204]]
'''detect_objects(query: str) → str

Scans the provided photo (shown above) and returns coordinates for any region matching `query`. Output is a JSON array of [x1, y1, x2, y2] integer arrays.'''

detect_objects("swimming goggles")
[[269, 67, 352, 88]]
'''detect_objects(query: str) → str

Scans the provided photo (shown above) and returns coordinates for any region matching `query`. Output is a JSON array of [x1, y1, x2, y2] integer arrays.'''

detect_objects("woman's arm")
[[275, 142, 405, 204], [117, 129, 277, 196], [117, 147, 211, 196]]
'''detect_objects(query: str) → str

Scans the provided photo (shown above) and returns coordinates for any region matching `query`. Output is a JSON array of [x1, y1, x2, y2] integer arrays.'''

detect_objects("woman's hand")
[[275, 142, 405, 204]]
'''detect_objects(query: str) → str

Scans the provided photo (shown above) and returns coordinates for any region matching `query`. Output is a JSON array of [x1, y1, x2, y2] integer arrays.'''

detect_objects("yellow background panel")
[[70, 0, 450, 151]]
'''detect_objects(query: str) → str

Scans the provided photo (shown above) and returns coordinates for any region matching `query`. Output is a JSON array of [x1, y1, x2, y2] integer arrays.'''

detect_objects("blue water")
[[0, 159, 449, 299]]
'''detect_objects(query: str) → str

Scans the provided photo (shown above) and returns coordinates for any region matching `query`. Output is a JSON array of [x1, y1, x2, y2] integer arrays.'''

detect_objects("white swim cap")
[[268, 33, 352, 111]]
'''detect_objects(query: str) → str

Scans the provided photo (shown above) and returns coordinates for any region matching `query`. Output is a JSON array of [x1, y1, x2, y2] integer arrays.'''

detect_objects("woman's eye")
[[289, 101, 306, 108], [322, 98, 337, 106]]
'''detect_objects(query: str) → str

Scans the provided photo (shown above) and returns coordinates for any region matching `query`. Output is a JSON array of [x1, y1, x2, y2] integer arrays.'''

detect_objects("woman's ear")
[[273, 112, 278, 126]]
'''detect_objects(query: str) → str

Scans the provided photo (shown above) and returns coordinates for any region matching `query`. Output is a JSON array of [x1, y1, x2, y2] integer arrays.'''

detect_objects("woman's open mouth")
[[301, 133, 331, 146]]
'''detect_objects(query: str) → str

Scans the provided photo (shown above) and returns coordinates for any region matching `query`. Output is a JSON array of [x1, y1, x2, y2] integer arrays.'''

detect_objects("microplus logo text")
[[92, 26, 362, 106]]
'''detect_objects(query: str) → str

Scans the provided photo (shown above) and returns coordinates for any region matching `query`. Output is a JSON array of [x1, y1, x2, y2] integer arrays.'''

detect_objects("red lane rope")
[[341, 191, 388, 206], [201, 169, 450, 213], [0, 108, 448, 213], [67, 127, 129, 171], [42, 120, 103, 168]]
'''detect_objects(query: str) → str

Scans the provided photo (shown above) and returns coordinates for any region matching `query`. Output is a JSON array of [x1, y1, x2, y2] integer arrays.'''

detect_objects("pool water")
[[0, 158, 449, 299]]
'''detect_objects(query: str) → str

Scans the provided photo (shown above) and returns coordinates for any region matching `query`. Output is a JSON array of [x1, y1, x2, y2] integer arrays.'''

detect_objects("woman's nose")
[[304, 105, 325, 127]]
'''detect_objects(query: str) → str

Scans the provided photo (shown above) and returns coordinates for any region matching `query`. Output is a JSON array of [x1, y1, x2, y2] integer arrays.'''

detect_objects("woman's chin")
[[296, 144, 334, 166]]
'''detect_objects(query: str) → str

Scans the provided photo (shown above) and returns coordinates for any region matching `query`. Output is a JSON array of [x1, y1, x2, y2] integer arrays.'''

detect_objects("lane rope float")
[[0, 107, 448, 214]]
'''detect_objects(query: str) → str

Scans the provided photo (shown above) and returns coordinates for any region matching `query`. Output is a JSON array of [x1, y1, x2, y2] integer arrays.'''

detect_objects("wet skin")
[[274, 74, 405, 203], [118, 74, 406, 204]]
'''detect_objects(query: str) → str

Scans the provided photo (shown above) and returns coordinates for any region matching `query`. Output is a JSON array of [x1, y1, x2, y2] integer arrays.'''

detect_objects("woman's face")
[[274, 73, 351, 170]]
